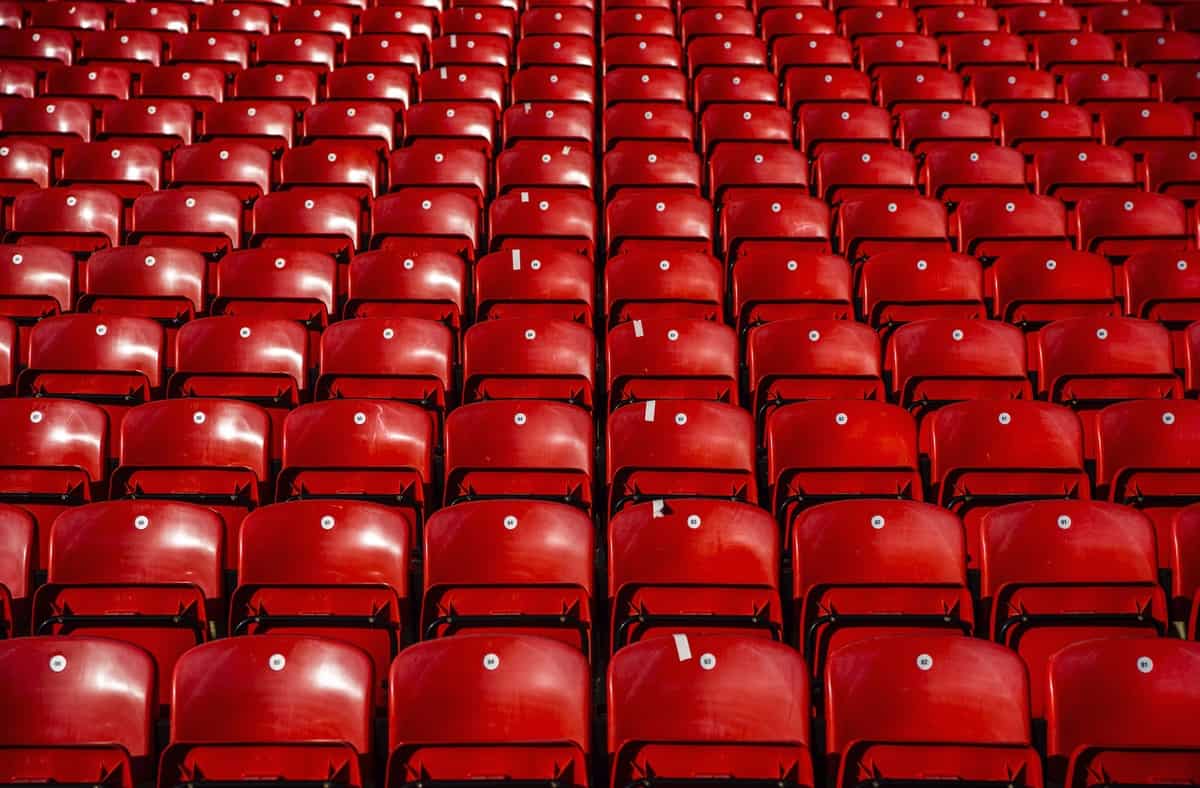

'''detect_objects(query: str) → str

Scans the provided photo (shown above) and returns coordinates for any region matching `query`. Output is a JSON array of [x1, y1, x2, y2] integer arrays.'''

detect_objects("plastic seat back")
[[980, 500, 1166, 717], [1046, 639, 1200, 786], [161, 636, 374, 786], [232, 500, 410, 708], [423, 500, 593, 652], [464, 318, 595, 408], [0, 637, 156, 787], [607, 400, 756, 515], [824, 635, 1040, 788], [387, 635, 590, 788], [35, 500, 224, 710], [114, 399, 270, 570], [609, 499, 781, 649], [0, 398, 108, 570], [793, 499, 972, 679], [474, 248, 594, 325], [609, 636, 813, 788]]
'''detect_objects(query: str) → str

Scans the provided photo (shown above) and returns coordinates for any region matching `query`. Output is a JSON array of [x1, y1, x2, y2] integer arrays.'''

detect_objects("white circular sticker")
[[321, 515, 335, 530], [871, 515, 885, 530], [49, 655, 66, 672], [699, 653, 716, 670], [134, 515, 149, 530], [269, 654, 286, 671], [514, 412, 527, 425], [354, 412, 366, 425], [1057, 515, 1071, 530], [998, 412, 1011, 425], [193, 412, 206, 425], [916, 653, 933, 671], [835, 412, 848, 425], [483, 653, 500, 670], [687, 514, 701, 529], [504, 515, 518, 530], [1137, 656, 1153, 673], [29, 411, 42, 424], [675, 413, 688, 425]]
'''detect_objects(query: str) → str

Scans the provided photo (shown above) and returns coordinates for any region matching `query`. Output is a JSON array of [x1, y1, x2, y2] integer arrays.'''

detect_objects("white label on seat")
[[652, 499, 665, 518], [440, 67, 447, 79], [632, 319, 644, 337], [644, 399, 656, 422], [511, 248, 521, 269], [449, 34, 457, 47], [521, 191, 530, 203], [673, 633, 692, 661]]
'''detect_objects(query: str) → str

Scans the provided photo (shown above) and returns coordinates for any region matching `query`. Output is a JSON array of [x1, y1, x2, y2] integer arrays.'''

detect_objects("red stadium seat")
[[139, 65, 226, 105], [608, 636, 813, 788], [446, 399, 592, 511], [0, 504, 33, 636], [608, 499, 781, 648], [923, 6, 1001, 36], [773, 34, 854, 74], [160, 637, 374, 787], [279, 5, 355, 38], [733, 252, 854, 333], [1036, 317, 1180, 430], [249, 192, 362, 260], [979, 500, 1166, 718], [1173, 504, 1200, 629], [1124, 251, 1200, 339], [1005, 4, 1082, 35], [279, 399, 434, 536], [607, 399, 756, 515], [390, 144, 489, 207], [302, 102, 398, 152], [699, 103, 792, 156], [1046, 639, 1200, 786], [989, 250, 1119, 332], [21, 313, 164, 437], [1032, 32, 1118, 73], [199, 101, 294, 155], [0, 244, 76, 347], [967, 68, 1058, 106], [607, 189, 713, 257], [99, 99, 194, 151], [874, 65, 965, 110], [920, 144, 1028, 202], [233, 66, 321, 112], [112, 3, 191, 35], [1094, 399, 1200, 556], [130, 189, 243, 257], [813, 146, 917, 205], [279, 140, 382, 202], [167, 32, 252, 77], [502, 102, 595, 150], [10, 187, 122, 254], [464, 318, 594, 407], [1032, 143, 1138, 204], [603, 142, 701, 199], [0, 398, 109, 568], [170, 316, 309, 444], [721, 191, 831, 258], [794, 499, 973, 678], [113, 399, 269, 571], [59, 141, 162, 207], [232, 500, 410, 708], [1089, 4, 1166, 34], [489, 189, 597, 258], [824, 635, 1040, 788], [748, 319, 884, 426], [766, 401, 921, 539], [836, 193, 948, 260], [842, 6, 919, 39], [953, 192, 1072, 258], [602, 104, 694, 151], [944, 32, 1029, 71], [317, 316, 454, 416], [328, 65, 413, 111], [797, 103, 892, 157], [497, 143, 594, 196], [895, 105, 995, 153], [0, 29, 75, 70], [607, 318, 738, 408], [1074, 192, 1192, 257], [168, 141, 273, 203], [923, 400, 1088, 562], [858, 34, 940, 72], [371, 190, 481, 259], [0, 637, 156, 786], [386, 635, 590, 788], [605, 249, 722, 327], [603, 68, 688, 108], [34, 500, 224, 710], [423, 499, 594, 651], [346, 249, 467, 330], [708, 144, 808, 204], [194, 4, 273, 36], [886, 318, 1030, 418], [78, 246, 205, 357], [859, 250, 985, 331], [474, 248, 594, 325]]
